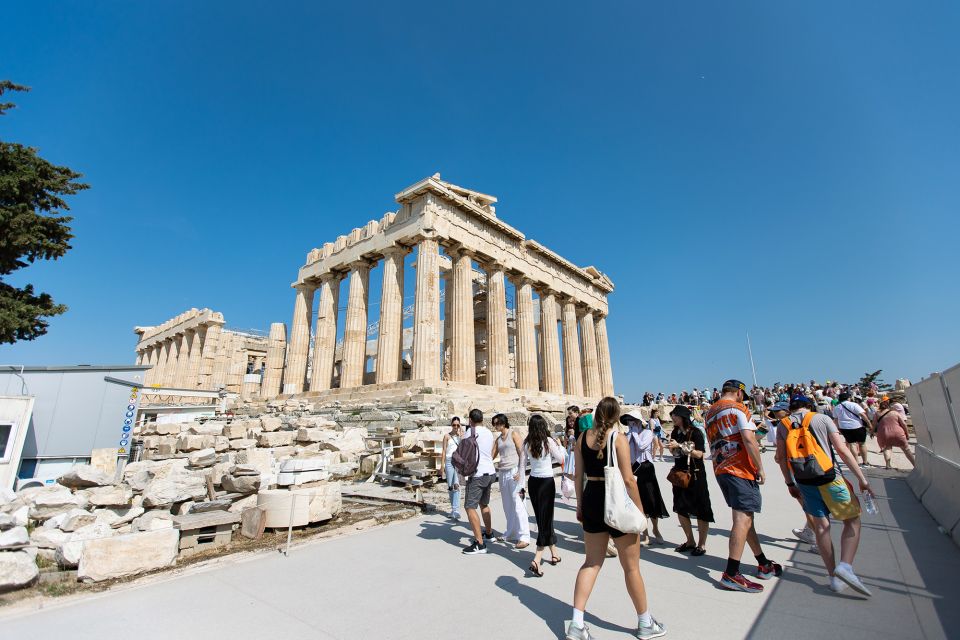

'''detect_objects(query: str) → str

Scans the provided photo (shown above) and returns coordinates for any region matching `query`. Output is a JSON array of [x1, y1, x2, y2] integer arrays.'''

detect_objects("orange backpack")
[[784, 412, 836, 484]]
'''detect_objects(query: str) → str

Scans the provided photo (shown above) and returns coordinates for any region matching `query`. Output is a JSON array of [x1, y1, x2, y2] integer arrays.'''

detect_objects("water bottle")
[[862, 492, 878, 515]]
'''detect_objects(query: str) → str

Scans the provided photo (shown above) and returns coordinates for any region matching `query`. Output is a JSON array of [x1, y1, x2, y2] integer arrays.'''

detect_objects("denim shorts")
[[716, 473, 762, 514], [798, 476, 861, 520]]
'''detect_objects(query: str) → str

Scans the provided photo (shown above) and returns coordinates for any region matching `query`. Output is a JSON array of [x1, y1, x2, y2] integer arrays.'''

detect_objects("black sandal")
[[675, 542, 695, 553], [691, 546, 706, 556], [550, 556, 562, 565], [529, 560, 543, 577]]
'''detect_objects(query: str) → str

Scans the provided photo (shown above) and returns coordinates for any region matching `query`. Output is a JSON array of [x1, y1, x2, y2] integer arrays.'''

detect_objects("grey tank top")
[[497, 431, 520, 470]]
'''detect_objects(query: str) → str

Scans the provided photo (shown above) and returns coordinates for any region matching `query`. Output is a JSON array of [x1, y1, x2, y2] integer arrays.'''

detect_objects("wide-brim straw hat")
[[619, 408, 647, 426]]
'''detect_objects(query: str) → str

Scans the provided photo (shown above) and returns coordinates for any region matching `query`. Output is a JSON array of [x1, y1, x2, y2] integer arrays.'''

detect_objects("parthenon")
[[133, 175, 615, 408]]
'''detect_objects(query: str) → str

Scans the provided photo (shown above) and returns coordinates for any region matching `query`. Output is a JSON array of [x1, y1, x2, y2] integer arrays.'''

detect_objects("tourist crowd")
[[438, 377, 914, 640]]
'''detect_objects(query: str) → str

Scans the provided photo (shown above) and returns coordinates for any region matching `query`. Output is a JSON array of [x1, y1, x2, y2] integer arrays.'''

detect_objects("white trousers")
[[498, 468, 530, 543]]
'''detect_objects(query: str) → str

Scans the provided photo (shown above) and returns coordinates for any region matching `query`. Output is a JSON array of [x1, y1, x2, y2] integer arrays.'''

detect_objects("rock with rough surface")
[[220, 474, 261, 494], [0, 551, 39, 591], [56, 522, 115, 568], [61, 508, 98, 532], [58, 465, 113, 489], [94, 503, 146, 528], [0, 525, 30, 549], [260, 417, 282, 432], [141, 468, 207, 508], [30, 527, 70, 549], [78, 529, 179, 582], [177, 434, 215, 452], [187, 448, 217, 468], [86, 485, 134, 508], [29, 486, 85, 520], [257, 431, 295, 447], [132, 510, 175, 532]]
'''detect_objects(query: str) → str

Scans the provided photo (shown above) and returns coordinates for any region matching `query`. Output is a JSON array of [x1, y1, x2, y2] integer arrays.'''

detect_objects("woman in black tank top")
[[567, 397, 666, 639]]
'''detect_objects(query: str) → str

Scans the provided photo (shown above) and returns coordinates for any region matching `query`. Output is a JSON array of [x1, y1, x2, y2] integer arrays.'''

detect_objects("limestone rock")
[[305, 482, 342, 522], [176, 434, 215, 452], [56, 522, 115, 568], [296, 427, 324, 443], [154, 422, 186, 435], [61, 508, 98, 532], [0, 513, 16, 531], [258, 431, 295, 447], [189, 499, 231, 514], [29, 486, 85, 520], [327, 461, 359, 477], [187, 448, 217, 468], [223, 423, 248, 439], [229, 438, 256, 450], [141, 468, 207, 508], [0, 487, 16, 506], [187, 424, 224, 437], [220, 474, 261, 494], [227, 494, 258, 513], [213, 436, 230, 452], [132, 511, 175, 532], [0, 525, 30, 549], [94, 503, 146, 529], [58, 465, 113, 489], [86, 485, 134, 508], [0, 551, 39, 591], [260, 416, 282, 432], [78, 529, 179, 582], [30, 527, 70, 549]]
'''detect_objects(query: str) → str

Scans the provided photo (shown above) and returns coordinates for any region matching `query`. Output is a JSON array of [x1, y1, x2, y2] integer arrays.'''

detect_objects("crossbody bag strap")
[[607, 429, 618, 469]]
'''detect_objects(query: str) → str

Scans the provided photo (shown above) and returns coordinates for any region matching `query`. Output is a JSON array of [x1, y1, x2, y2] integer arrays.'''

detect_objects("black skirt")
[[632, 461, 669, 520], [671, 462, 715, 523], [528, 475, 557, 548]]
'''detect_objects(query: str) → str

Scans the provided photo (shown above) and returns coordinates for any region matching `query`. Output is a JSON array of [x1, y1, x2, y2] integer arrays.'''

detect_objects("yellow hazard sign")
[[117, 447, 126, 454]]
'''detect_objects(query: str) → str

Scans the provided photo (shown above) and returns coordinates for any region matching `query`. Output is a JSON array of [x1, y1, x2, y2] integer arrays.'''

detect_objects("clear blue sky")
[[3, 1, 959, 398]]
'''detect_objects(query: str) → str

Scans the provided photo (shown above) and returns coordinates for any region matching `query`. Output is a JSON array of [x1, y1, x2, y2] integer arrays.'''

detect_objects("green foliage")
[[0, 81, 88, 343], [858, 370, 892, 395]]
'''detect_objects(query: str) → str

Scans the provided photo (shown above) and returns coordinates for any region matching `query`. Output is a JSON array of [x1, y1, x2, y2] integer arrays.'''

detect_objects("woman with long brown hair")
[[566, 397, 666, 640], [520, 413, 565, 576], [874, 398, 916, 469]]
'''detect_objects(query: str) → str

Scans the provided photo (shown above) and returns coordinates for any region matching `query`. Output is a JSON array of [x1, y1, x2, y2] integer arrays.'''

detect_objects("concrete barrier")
[[906, 366, 960, 546]]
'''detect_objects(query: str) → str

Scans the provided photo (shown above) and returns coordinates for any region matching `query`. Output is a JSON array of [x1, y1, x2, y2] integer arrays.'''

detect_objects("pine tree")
[[0, 81, 88, 343]]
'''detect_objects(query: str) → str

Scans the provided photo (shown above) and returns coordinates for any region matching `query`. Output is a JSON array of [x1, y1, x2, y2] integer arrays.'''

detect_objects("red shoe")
[[720, 572, 764, 593], [756, 562, 783, 580]]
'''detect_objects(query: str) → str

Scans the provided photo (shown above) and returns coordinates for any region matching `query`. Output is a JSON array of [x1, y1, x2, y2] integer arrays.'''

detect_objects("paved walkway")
[[2, 449, 957, 639]]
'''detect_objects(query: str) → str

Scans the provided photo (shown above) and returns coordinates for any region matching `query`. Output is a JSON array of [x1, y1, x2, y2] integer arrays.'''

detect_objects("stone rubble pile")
[[0, 398, 566, 594]]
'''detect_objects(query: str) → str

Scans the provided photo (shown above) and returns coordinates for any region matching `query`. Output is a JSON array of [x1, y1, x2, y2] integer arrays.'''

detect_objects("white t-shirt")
[[834, 401, 865, 430], [470, 425, 496, 476]]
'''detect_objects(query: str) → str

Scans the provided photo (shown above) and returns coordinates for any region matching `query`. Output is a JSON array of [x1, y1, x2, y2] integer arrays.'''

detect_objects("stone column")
[[513, 277, 538, 391], [210, 332, 230, 389], [283, 284, 315, 394], [411, 237, 441, 382], [261, 322, 287, 399], [449, 248, 476, 384], [341, 261, 371, 389], [310, 273, 340, 391], [561, 299, 584, 396], [157, 340, 173, 387], [172, 332, 191, 388], [595, 313, 615, 396], [485, 263, 510, 388], [135, 350, 144, 366], [227, 335, 246, 394], [578, 308, 602, 398], [376, 248, 405, 384], [198, 323, 223, 389], [539, 290, 563, 393], [185, 329, 203, 389]]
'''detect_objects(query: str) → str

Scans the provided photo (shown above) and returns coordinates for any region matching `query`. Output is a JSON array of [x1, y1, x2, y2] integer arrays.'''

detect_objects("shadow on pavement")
[[745, 473, 960, 640], [495, 575, 635, 637]]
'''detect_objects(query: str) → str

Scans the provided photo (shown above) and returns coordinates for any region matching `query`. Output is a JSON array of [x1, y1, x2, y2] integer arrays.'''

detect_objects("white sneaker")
[[792, 526, 817, 546], [565, 621, 594, 640], [635, 617, 666, 639], [829, 576, 847, 593], [835, 563, 872, 596]]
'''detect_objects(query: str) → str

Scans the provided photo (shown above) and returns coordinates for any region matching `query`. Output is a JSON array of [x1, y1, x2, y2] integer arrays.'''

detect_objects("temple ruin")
[[134, 175, 615, 410]]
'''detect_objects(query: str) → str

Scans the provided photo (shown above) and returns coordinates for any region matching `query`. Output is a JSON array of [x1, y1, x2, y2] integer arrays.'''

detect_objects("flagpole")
[[747, 332, 758, 388]]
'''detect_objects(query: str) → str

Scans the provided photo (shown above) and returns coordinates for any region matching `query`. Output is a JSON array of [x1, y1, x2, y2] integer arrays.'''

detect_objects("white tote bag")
[[603, 429, 647, 534]]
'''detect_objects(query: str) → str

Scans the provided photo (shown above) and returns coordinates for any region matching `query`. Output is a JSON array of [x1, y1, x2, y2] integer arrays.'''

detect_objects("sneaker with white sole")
[[829, 576, 847, 593], [792, 526, 817, 546], [635, 617, 666, 639], [565, 621, 594, 640], [462, 541, 487, 555], [834, 563, 872, 596]]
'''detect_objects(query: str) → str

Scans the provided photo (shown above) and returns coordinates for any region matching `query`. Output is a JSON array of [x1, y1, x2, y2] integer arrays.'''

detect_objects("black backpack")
[[452, 425, 480, 477]]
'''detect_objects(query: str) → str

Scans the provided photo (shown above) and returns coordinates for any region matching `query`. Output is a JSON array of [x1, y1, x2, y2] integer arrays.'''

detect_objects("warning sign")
[[118, 447, 127, 455], [118, 385, 142, 455]]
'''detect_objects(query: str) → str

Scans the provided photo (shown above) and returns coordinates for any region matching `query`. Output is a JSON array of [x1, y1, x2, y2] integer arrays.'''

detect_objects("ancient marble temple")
[[284, 175, 614, 402], [135, 175, 615, 405]]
